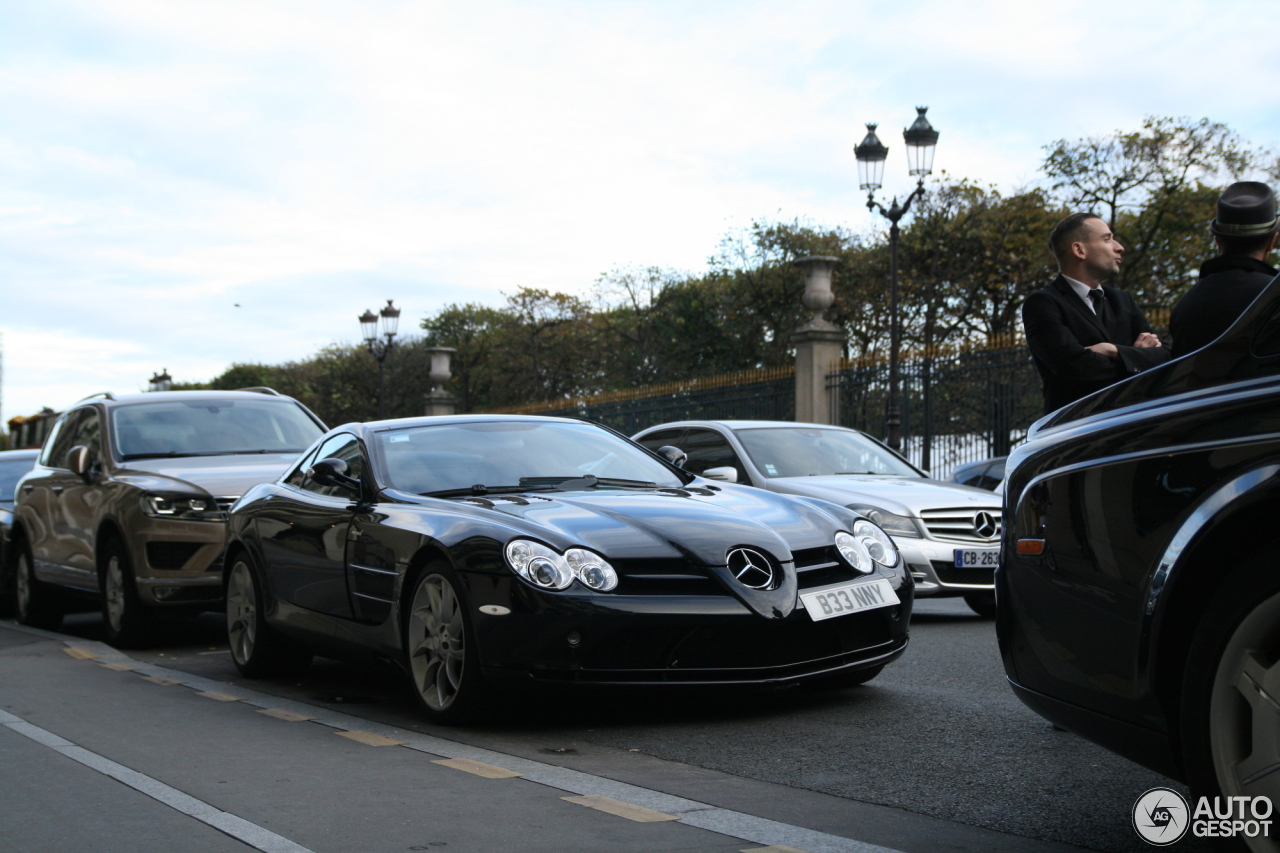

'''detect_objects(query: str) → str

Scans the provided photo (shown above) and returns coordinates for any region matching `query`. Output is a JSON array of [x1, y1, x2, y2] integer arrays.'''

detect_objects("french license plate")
[[799, 578, 899, 622], [954, 549, 1000, 568]]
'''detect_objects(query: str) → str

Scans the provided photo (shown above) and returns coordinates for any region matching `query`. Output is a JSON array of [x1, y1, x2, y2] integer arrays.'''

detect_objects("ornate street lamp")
[[147, 369, 172, 393], [854, 106, 940, 452], [360, 300, 401, 419]]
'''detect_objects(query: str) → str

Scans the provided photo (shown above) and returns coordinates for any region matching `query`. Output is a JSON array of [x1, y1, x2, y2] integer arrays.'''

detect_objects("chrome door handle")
[[51, 486, 64, 495], [22, 484, 33, 492]]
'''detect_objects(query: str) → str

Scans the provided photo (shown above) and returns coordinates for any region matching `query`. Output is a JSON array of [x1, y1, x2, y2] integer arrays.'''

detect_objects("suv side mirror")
[[65, 446, 92, 479], [701, 466, 738, 483], [308, 457, 361, 493], [656, 445, 688, 468]]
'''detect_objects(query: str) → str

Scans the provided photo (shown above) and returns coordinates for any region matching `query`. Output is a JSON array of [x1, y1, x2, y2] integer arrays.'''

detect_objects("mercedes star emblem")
[[973, 511, 998, 539], [726, 547, 778, 590]]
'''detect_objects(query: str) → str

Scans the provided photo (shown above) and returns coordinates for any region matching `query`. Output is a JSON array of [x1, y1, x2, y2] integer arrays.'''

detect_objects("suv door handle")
[[51, 486, 64, 495], [22, 484, 33, 492]]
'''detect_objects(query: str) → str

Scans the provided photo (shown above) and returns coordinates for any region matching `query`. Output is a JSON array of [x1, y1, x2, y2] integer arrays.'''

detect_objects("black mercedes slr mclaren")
[[223, 415, 913, 723]]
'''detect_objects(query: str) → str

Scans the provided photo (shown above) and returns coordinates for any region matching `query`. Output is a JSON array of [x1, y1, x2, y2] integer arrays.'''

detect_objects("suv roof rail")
[[75, 392, 117, 403], [235, 387, 283, 396]]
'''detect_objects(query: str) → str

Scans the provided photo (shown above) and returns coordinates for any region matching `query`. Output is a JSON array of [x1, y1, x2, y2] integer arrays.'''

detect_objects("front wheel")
[[225, 557, 311, 678], [964, 592, 997, 618], [101, 540, 154, 647], [1181, 570, 1280, 853], [405, 569, 488, 725], [14, 550, 62, 630]]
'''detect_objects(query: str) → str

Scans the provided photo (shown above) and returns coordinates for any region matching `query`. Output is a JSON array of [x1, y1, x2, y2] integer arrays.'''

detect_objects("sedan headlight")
[[140, 494, 224, 522], [834, 531, 874, 574], [847, 504, 921, 538], [504, 539, 618, 592], [853, 519, 900, 568]]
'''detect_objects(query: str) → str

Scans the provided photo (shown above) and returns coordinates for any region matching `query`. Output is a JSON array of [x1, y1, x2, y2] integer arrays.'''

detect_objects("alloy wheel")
[[408, 574, 466, 712], [1208, 588, 1280, 852], [226, 561, 258, 667], [104, 555, 126, 633], [15, 553, 32, 619]]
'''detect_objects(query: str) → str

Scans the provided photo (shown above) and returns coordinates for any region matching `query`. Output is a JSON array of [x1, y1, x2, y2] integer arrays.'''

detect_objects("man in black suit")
[[1170, 182, 1278, 357], [1023, 213, 1170, 413]]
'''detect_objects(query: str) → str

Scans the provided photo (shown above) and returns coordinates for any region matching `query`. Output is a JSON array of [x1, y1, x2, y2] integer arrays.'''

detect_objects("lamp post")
[[359, 300, 401, 419], [147, 369, 172, 393], [854, 106, 939, 453]]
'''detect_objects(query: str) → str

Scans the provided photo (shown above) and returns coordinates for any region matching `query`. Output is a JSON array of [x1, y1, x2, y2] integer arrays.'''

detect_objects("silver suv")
[[10, 389, 325, 645], [633, 420, 1003, 616]]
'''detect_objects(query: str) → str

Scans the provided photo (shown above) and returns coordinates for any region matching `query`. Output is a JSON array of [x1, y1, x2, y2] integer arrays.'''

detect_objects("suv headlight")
[[141, 494, 224, 522], [847, 504, 921, 538], [504, 539, 618, 592]]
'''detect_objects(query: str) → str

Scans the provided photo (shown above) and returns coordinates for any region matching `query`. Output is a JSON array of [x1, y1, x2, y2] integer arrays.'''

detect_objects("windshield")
[[0, 454, 36, 502], [372, 420, 685, 495], [734, 427, 921, 478], [110, 400, 324, 460]]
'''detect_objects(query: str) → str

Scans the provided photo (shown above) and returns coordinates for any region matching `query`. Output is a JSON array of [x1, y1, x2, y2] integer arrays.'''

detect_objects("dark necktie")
[[1088, 289, 1105, 321]]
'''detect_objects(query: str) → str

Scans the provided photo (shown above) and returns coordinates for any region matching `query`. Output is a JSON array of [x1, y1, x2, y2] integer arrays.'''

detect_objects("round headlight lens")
[[564, 548, 619, 592], [504, 539, 575, 590], [834, 531, 873, 574], [854, 519, 900, 568]]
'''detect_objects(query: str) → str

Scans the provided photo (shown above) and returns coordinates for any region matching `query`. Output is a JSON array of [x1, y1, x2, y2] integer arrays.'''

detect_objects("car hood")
[[115, 454, 299, 498], [765, 475, 999, 516], [417, 483, 857, 620]]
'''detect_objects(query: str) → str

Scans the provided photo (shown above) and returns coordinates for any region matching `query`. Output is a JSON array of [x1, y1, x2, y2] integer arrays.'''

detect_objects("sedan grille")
[[919, 507, 1002, 544]]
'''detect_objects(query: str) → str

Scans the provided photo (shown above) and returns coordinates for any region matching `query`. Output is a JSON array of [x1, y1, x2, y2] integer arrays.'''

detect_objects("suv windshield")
[[373, 420, 685, 495], [734, 427, 920, 478], [111, 400, 324, 460]]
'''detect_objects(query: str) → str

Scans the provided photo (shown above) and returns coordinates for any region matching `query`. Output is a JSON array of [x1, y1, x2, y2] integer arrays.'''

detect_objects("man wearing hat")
[[1023, 212, 1170, 413], [1170, 181, 1279, 357]]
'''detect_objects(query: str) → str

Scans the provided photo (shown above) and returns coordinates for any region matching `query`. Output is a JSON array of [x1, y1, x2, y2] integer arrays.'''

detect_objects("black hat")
[[1212, 181, 1278, 237]]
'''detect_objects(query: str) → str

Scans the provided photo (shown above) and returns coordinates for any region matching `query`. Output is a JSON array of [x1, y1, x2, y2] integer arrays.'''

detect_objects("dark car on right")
[[999, 272, 1280, 828]]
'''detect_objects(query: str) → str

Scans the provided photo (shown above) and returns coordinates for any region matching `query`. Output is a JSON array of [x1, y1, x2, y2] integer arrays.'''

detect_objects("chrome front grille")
[[214, 496, 240, 516], [919, 507, 1002, 544]]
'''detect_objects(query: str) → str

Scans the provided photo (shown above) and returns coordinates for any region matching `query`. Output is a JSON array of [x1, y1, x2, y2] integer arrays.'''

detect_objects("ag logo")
[[1133, 787, 1189, 845], [972, 511, 998, 539], [726, 547, 778, 591]]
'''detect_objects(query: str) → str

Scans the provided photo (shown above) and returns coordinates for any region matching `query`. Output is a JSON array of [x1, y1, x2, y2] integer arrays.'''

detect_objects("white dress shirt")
[[1063, 275, 1102, 314]]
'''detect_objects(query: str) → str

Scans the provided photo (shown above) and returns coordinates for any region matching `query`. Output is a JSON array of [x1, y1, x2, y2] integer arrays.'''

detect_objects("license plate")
[[799, 578, 899, 622], [954, 549, 1000, 568]]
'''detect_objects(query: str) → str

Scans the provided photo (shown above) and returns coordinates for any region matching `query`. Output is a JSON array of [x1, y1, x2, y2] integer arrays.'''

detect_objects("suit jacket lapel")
[[1051, 275, 1109, 337]]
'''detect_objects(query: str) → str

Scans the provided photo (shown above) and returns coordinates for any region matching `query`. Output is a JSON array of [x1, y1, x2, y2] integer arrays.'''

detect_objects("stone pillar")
[[424, 347, 457, 416], [792, 256, 843, 425]]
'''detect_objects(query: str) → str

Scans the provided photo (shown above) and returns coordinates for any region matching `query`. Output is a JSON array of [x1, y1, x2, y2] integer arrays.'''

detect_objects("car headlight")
[[834, 531, 874, 574], [504, 539, 618, 592], [140, 494, 224, 522], [853, 519, 900, 568], [847, 504, 921, 538]]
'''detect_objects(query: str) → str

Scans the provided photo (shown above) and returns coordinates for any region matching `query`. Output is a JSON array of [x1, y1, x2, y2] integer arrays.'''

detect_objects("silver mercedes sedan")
[[633, 420, 1002, 617]]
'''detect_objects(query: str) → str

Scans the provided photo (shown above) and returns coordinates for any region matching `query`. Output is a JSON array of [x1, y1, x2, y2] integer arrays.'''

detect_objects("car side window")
[[636, 429, 685, 453], [73, 410, 104, 471], [283, 445, 322, 488], [682, 429, 746, 482], [42, 409, 89, 470], [298, 435, 366, 498]]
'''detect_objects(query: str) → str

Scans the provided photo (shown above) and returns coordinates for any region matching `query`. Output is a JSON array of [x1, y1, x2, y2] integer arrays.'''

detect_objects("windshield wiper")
[[421, 484, 557, 498], [519, 475, 658, 490], [119, 449, 303, 461]]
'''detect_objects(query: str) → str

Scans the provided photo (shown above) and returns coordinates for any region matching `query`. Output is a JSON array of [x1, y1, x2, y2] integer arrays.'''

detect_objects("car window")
[[299, 435, 366, 498], [0, 454, 37, 501], [372, 420, 685, 495], [41, 409, 88, 470], [283, 444, 323, 488], [734, 427, 921, 478], [681, 429, 747, 482], [635, 429, 685, 452], [110, 399, 323, 460]]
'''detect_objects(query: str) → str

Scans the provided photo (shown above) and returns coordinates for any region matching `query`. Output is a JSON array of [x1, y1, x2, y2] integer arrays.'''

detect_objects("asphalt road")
[[4, 598, 1211, 853]]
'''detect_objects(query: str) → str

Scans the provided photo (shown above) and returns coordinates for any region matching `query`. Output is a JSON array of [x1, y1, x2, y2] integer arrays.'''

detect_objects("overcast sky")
[[2, 0, 1279, 422]]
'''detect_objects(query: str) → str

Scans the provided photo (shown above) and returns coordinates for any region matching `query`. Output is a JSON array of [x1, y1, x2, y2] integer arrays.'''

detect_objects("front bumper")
[[130, 517, 229, 606], [464, 572, 913, 686], [898, 541, 996, 596]]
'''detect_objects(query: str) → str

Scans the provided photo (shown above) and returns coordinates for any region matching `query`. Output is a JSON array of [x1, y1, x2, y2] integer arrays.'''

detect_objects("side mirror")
[[656, 445, 688, 468], [701, 466, 738, 483], [65, 446, 91, 479], [308, 457, 361, 493]]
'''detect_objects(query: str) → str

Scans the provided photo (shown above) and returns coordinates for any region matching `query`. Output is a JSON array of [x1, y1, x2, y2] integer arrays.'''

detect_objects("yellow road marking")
[[99, 662, 137, 672], [561, 795, 678, 823], [141, 675, 182, 686], [741, 846, 814, 853], [195, 691, 243, 702], [335, 730, 405, 747], [63, 647, 98, 660], [257, 708, 316, 722], [432, 757, 522, 778]]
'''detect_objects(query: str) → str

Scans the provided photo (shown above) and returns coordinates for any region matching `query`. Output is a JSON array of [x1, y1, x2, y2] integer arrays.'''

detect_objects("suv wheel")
[[14, 549, 62, 631], [100, 539, 152, 648]]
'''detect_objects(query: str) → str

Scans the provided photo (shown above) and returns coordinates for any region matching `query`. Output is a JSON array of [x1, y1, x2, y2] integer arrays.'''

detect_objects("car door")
[[25, 408, 99, 588], [256, 434, 364, 618], [56, 407, 107, 586]]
